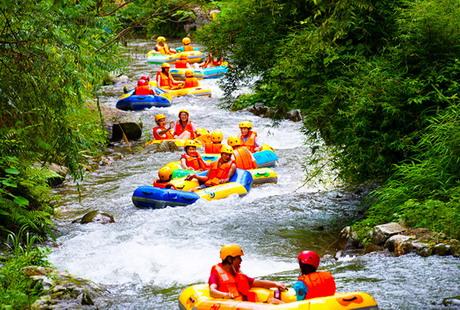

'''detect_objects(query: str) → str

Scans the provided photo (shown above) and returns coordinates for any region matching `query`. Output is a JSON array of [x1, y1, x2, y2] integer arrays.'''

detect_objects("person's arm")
[[185, 173, 208, 182], [180, 157, 188, 169], [209, 283, 234, 299], [253, 279, 287, 290]]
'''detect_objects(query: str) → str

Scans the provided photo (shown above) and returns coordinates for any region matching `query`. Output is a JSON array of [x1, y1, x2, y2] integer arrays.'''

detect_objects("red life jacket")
[[233, 147, 257, 170], [298, 272, 336, 299], [152, 126, 174, 140], [183, 45, 194, 52], [135, 85, 153, 95], [175, 60, 188, 68], [174, 121, 196, 139], [211, 264, 244, 301], [204, 143, 222, 154], [153, 180, 173, 189], [156, 71, 171, 87], [181, 153, 208, 171], [241, 131, 257, 153], [207, 159, 234, 180], [184, 77, 199, 88]]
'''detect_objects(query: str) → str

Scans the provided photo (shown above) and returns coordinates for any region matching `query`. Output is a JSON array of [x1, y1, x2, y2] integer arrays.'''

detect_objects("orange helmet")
[[211, 131, 223, 143], [185, 70, 194, 78], [182, 37, 191, 45], [220, 244, 244, 260], [158, 166, 172, 181]]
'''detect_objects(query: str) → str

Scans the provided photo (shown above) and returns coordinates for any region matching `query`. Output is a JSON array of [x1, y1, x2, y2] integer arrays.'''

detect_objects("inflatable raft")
[[179, 284, 378, 310], [146, 50, 204, 65], [171, 66, 228, 80], [132, 169, 253, 209], [159, 85, 212, 98], [115, 90, 171, 111], [253, 150, 278, 168]]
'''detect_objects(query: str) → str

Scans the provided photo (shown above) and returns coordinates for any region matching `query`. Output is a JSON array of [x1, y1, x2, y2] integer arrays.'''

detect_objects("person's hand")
[[185, 174, 195, 181], [169, 121, 175, 128], [275, 282, 287, 291]]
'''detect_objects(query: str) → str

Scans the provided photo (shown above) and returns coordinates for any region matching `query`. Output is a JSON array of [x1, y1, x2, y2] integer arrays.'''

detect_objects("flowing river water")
[[49, 40, 460, 309]]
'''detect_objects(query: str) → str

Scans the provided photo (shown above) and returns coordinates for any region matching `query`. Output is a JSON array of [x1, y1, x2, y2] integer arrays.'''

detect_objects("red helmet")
[[137, 79, 147, 86], [297, 251, 320, 269], [140, 75, 150, 82]]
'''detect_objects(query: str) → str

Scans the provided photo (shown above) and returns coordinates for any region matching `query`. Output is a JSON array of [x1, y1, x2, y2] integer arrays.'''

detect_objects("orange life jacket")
[[233, 147, 257, 170], [212, 264, 243, 301], [174, 121, 196, 139], [153, 180, 173, 189], [156, 43, 172, 55], [207, 159, 234, 180], [134, 85, 153, 96], [183, 45, 194, 52], [204, 143, 222, 154], [212, 58, 223, 66], [152, 126, 174, 140], [181, 153, 208, 171], [298, 272, 336, 300], [175, 60, 188, 68], [156, 71, 171, 87], [241, 131, 257, 153], [184, 77, 199, 88]]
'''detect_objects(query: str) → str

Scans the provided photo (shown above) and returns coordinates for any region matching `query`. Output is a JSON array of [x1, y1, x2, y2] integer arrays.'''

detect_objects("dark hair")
[[222, 256, 234, 264], [299, 262, 317, 275]]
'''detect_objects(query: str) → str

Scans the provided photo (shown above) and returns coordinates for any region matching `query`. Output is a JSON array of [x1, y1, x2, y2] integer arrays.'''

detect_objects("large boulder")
[[72, 210, 115, 224], [384, 234, 413, 256], [286, 109, 302, 122], [110, 122, 142, 142], [372, 222, 406, 245], [47, 163, 69, 187]]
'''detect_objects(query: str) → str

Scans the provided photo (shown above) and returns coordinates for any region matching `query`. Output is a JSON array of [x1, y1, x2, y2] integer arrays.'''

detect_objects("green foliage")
[[0, 228, 49, 309]]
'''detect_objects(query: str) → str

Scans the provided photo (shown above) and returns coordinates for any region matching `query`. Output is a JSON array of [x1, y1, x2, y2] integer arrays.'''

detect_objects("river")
[[49, 40, 460, 309]]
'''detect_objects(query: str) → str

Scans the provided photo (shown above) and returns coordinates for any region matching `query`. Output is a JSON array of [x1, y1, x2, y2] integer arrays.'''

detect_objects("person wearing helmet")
[[183, 70, 199, 88], [173, 109, 197, 139], [134, 78, 155, 96], [186, 145, 237, 187], [208, 244, 286, 302], [182, 37, 194, 52], [180, 140, 208, 171], [292, 251, 336, 301], [227, 136, 257, 170], [152, 166, 175, 189], [239, 121, 260, 153], [200, 51, 224, 68], [152, 114, 174, 140], [156, 63, 184, 89], [155, 36, 175, 55], [204, 130, 224, 154], [175, 54, 191, 69]]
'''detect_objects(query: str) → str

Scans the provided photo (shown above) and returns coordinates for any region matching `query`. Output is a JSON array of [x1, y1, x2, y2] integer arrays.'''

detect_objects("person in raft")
[[200, 51, 224, 68], [173, 109, 198, 139], [208, 244, 287, 303], [292, 250, 336, 300], [154, 36, 175, 55], [152, 114, 174, 140], [183, 70, 200, 89], [239, 121, 260, 153], [227, 136, 257, 170], [152, 166, 175, 189], [180, 140, 208, 171], [204, 130, 224, 154], [185, 145, 236, 187], [175, 54, 191, 69], [155, 63, 184, 89], [134, 75, 156, 95], [181, 37, 194, 52]]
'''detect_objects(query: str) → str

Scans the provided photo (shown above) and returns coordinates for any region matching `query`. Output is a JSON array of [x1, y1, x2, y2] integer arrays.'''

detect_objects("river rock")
[[433, 243, 451, 256], [411, 241, 432, 257], [286, 109, 302, 122], [247, 102, 269, 117], [443, 296, 460, 307], [72, 210, 115, 224], [47, 163, 69, 187], [111, 122, 142, 142], [144, 141, 179, 153], [372, 222, 406, 245], [339, 226, 362, 249], [384, 234, 413, 256]]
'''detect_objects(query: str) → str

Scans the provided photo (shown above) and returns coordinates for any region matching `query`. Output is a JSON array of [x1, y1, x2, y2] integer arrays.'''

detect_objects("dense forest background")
[[1, 0, 459, 306]]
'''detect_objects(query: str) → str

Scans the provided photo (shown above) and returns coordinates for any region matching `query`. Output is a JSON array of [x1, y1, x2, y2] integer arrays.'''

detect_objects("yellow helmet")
[[220, 244, 244, 260], [161, 62, 170, 68], [158, 166, 172, 181], [220, 144, 234, 154], [185, 70, 194, 78], [227, 136, 242, 147], [155, 114, 166, 122], [184, 140, 199, 148], [156, 36, 166, 43], [211, 131, 223, 143], [182, 37, 191, 45], [239, 121, 253, 129], [178, 109, 189, 116]]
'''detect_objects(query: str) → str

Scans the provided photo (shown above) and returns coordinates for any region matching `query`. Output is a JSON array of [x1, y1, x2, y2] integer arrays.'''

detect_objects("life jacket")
[[181, 153, 208, 171], [298, 272, 336, 300], [204, 143, 222, 154], [184, 77, 199, 88], [152, 126, 174, 140], [211, 264, 244, 301], [153, 179, 173, 189], [233, 147, 257, 170], [156, 71, 171, 87], [212, 58, 223, 66], [241, 131, 257, 153], [207, 159, 234, 180], [175, 60, 188, 68], [183, 45, 194, 52], [135, 85, 153, 96], [174, 121, 196, 139], [156, 43, 172, 55]]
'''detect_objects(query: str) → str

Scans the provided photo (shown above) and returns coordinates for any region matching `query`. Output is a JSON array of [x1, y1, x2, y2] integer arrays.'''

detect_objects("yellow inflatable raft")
[[179, 284, 378, 310], [159, 86, 212, 98], [145, 139, 203, 148]]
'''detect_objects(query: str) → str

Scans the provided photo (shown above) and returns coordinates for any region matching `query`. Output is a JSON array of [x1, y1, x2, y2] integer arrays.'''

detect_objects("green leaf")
[[14, 196, 29, 207], [1, 179, 17, 188], [5, 167, 20, 175]]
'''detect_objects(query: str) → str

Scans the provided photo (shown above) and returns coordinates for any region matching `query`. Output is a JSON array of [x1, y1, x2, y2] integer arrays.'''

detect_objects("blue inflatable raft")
[[253, 150, 278, 168], [116, 90, 171, 111]]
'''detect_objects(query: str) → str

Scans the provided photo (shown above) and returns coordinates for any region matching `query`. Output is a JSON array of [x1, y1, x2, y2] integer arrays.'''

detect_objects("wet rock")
[[372, 222, 406, 245], [433, 243, 451, 256], [104, 73, 129, 85], [443, 296, 460, 307], [339, 226, 362, 249], [72, 210, 115, 224], [111, 122, 142, 142], [449, 239, 460, 257], [411, 241, 432, 257], [247, 102, 269, 116], [47, 163, 69, 187], [144, 141, 179, 153], [364, 243, 384, 254], [384, 234, 413, 256], [286, 109, 302, 122]]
